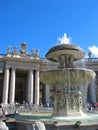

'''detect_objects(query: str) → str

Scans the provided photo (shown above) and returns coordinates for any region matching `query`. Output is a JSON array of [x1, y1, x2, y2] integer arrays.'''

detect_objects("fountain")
[[7, 43, 98, 130], [40, 43, 95, 117]]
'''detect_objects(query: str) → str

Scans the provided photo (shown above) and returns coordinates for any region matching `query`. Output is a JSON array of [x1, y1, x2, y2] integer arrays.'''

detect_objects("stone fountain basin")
[[40, 68, 95, 86]]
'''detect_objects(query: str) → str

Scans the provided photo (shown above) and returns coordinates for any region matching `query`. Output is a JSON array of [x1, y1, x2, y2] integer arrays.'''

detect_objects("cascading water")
[[40, 44, 95, 117]]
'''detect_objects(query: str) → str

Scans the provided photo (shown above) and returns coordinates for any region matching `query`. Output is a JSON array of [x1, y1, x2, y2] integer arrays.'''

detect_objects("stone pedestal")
[[0, 121, 9, 130], [53, 93, 82, 117]]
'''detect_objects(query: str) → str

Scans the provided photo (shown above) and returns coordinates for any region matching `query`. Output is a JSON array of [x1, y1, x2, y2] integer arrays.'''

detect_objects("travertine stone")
[[27, 69, 34, 104], [35, 69, 39, 105], [2, 67, 10, 104], [9, 67, 16, 103]]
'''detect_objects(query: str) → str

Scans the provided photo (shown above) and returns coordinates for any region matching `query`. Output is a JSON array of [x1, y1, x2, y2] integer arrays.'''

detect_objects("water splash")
[[57, 33, 71, 44]]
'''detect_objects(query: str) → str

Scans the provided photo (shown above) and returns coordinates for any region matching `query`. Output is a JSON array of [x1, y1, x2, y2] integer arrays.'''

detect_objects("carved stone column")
[[35, 69, 39, 105], [9, 67, 16, 103], [27, 69, 34, 104], [2, 67, 10, 104]]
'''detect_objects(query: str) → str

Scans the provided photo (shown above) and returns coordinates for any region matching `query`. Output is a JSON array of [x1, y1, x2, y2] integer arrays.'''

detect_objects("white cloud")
[[89, 45, 98, 57], [57, 33, 71, 44]]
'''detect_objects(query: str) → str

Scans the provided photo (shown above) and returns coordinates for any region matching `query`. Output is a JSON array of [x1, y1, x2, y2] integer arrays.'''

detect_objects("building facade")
[[0, 43, 43, 105], [0, 43, 98, 107]]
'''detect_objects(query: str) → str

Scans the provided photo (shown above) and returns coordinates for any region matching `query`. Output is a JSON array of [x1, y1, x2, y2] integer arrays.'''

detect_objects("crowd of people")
[[87, 102, 98, 112], [0, 101, 98, 116]]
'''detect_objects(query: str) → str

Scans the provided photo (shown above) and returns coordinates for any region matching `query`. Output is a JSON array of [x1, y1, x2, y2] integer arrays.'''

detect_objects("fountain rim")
[[10, 112, 98, 123], [40, 67, 95, 73], [40, 68, 96, 86], [46, 44, 85, 62]]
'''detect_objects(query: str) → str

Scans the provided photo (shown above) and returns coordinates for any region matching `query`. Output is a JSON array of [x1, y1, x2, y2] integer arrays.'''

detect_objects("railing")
[[85, 58, 98, 62]]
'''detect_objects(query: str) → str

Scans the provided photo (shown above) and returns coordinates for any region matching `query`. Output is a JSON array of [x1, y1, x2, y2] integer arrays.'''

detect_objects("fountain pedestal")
[[53, 91, 82, 117]]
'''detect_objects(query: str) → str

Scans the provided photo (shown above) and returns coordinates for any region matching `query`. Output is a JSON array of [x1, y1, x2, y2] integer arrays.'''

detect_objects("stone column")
[[45, 85, 50, 104], [2, 67, 10, 104], [89, 79, 96, 103], [27, 69, 34, 104], [9, 67, 16, 103], [35, 69, 39, 105]]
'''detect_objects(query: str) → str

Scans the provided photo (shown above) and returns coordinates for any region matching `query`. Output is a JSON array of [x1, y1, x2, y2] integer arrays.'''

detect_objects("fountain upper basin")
[[40, 68, 95, 86]]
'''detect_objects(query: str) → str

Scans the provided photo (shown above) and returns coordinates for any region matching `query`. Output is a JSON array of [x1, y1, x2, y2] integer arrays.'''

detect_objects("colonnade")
[[2, 66, 96, 107], [2, 67, 40, 105]]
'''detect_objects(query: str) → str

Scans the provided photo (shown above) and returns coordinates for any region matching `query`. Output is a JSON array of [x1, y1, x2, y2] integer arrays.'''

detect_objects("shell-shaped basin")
[[40, 68, 95, 86]]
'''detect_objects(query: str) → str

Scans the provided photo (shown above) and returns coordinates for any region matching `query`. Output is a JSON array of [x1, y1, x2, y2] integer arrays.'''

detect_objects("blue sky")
[[0, 0, 98, 58]]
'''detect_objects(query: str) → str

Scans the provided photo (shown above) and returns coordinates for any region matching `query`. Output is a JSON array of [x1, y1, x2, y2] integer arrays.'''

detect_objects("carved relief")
[[58, 54, 75, 68]]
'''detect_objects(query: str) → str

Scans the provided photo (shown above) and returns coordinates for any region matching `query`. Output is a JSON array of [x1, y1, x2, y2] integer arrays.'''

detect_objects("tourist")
[[15, 102, 20, 108], [0, 103, 4, 115], [95, 102, 98, 111], [87, 103, 92, 112], [91, 102, 96, 111]]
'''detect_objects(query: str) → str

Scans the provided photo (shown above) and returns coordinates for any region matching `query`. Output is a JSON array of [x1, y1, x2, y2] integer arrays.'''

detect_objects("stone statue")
[[7, 46, 11, 54], [31, 48, 34, 56], [14, 46, 17, 54], [88, 51, 92, 59], [20, 43, 27, 55], [36, 49, 39, 57]]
